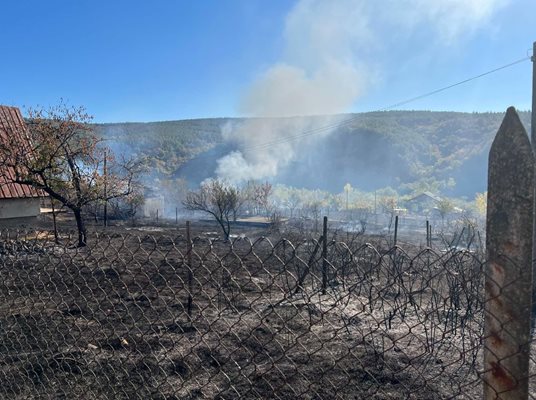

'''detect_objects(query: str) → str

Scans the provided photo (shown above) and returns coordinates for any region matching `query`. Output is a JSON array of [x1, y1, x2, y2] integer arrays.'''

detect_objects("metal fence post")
[[394, 215, 399, 246], [186, 220, 194, 321], [322, 216, 328, 295], [483, 107, 534, 399], [426, 220, 430, 247]]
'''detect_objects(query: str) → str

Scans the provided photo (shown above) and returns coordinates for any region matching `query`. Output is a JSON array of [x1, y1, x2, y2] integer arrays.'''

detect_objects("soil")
[[0, 217, 487, 399]]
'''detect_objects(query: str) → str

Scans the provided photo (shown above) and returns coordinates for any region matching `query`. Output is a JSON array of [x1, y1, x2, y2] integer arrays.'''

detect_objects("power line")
[[379, 56, 530, 110], [239, 56, 530, 152]]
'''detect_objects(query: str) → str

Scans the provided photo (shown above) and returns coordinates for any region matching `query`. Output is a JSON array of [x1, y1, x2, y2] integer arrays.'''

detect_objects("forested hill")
[[93, 110, 531, 197], [93, 118, 230, 175]]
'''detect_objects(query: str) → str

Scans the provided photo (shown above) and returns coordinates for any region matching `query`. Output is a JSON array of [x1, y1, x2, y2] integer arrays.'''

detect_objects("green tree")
[[474, 192, 487, 217], [437, 198, 455, 226]]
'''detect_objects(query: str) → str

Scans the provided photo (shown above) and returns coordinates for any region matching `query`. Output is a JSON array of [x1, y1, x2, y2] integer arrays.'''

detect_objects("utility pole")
[[344, 183, 350, 213], [374, 190, 377, 229]]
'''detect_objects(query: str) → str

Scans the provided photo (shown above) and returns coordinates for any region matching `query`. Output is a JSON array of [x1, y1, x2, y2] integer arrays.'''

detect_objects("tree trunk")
[[73, 208, 87, 247], [51, 199, 59, 244], [226, 219, 231, 240], [215, 216, 231, 241]]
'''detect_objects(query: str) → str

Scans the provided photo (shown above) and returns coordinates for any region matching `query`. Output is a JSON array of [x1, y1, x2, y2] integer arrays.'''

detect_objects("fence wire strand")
[[0, 228, 531, 399]]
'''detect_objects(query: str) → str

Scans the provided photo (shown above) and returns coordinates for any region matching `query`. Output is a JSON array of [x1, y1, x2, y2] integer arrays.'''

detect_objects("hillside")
[[93, 118, 230, 175], [93, 110, 531, 197]]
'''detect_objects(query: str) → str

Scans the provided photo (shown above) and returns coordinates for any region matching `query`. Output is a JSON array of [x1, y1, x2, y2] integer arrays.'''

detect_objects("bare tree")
[[285, 191, 301, 218], [250, 181, 273, 217], [379, 196, 397, 233], [0, 102, 138, 246], [183, 179, 239, 240], [231, 183, 252, 222], [303, 201, 322, 233]]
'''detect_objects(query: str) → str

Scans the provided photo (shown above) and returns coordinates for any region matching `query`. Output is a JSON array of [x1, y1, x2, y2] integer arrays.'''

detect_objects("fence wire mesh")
[[0, 227, 529, 399]]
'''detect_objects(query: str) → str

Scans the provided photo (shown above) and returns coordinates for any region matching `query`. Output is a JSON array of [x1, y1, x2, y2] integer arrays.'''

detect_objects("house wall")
[[143, 197, 165, 218], [0, 198, 41, 221]]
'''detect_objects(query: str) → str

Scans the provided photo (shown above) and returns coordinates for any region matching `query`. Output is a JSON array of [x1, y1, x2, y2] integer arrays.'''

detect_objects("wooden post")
[[186, 221, 193, 321], [322, 216, 328, 295], [484, 107, 534, 399], [175, 207, 178, 224], [103, 150, 108, 227], [51, 198, 59, 244], [393, 215, 399, 246], [426, 220, 430, 247]]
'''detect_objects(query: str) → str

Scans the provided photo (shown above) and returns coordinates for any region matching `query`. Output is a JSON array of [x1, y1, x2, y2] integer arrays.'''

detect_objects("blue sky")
[[1, 0, 535, 122]]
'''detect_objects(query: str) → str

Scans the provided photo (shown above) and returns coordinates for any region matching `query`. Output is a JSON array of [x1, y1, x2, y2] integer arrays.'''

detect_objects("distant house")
[[143, 196, 165, 219], [0, 105, 43, 226], [406, 191, 442, 214]]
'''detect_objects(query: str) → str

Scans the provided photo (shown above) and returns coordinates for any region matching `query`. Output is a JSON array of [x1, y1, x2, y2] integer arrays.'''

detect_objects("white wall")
[[143, 196, 165, 218], [0, 198, 41, 219]]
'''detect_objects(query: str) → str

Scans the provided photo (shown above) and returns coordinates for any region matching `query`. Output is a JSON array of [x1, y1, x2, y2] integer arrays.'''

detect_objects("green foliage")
[[474, 192, 487, 217], [93, 118, 228, 176], [437, 198, 455, 218], [334, 110, 531, 194], [92, 111, 531, 195]]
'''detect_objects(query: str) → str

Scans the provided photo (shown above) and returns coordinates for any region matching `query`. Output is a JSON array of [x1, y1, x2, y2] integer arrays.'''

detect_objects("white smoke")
[[216, 0, 508, 185], [394, 0, 509, 43], [216, 115, 346, 184]]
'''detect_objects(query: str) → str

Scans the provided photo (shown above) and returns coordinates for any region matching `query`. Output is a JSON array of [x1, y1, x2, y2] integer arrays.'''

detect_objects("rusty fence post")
[[322, 216, 328, 295], [393, 215, 399, 246], [483, 107, 534, 399], [426, 220, 432, 247], [322, 217, 328, 294], [186, 221, 194, 321]]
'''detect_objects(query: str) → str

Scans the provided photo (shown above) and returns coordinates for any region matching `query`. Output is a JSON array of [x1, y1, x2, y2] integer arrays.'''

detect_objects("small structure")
[[143, 196, 165, 219], [406, 191, 442, 214], [0, 106, 43, 226]]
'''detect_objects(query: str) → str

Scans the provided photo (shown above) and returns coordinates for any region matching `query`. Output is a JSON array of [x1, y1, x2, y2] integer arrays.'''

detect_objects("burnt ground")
[[0, 217, 486, 399]]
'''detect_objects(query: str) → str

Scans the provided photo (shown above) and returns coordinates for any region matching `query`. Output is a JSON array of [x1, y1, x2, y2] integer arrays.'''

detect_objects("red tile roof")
[[0, 106, 42, 199]]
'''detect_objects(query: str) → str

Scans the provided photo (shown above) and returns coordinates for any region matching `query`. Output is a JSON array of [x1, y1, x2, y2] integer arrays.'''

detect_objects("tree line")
[[0, 103, 490, 245]]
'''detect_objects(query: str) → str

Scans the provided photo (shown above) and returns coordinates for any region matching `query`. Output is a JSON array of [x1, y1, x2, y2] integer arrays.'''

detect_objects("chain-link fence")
[[0, 227, 498, 399]]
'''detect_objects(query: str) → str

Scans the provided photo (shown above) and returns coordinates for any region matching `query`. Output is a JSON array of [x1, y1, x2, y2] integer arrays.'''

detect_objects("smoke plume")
[[216, 0, 508, 185]]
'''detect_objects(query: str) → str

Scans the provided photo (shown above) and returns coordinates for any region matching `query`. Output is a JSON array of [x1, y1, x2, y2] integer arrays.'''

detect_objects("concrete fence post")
[[483, 107, 534, 399]]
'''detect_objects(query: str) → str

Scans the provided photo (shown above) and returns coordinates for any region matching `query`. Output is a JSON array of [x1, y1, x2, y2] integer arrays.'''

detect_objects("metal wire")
[[0, 228, 530, 399]]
